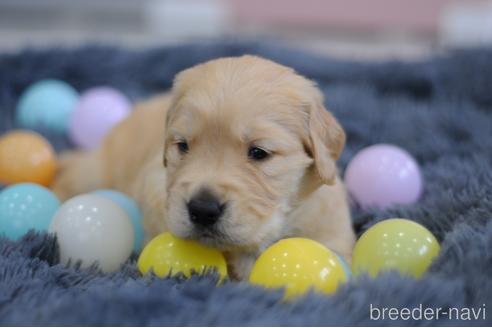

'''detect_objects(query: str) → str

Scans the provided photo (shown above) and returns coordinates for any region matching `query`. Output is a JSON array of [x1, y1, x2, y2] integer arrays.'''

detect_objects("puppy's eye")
[[248, 146, 270, 161], [177, 141, 189, 154]]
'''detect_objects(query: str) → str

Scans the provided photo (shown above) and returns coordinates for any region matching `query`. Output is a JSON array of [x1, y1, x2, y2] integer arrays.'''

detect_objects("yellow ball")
[[249, 238, 347, 300], [352, 218, 440, 278], [137, 232, 227, 280]]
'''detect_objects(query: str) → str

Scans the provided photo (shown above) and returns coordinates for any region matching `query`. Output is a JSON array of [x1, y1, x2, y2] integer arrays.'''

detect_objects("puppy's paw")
[[224, 251, 258, 281], [322, 238, 354, 266]]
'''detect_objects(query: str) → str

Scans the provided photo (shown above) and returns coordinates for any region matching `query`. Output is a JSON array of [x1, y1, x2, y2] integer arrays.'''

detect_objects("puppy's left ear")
[[305, 90, 345, 185]]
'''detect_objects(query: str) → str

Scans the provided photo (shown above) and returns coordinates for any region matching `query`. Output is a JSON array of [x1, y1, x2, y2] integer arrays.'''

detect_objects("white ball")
[[50, 194, 134, 273]]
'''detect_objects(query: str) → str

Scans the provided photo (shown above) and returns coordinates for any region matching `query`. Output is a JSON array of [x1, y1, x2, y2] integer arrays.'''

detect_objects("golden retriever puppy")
[[53, 55, 356, 280]]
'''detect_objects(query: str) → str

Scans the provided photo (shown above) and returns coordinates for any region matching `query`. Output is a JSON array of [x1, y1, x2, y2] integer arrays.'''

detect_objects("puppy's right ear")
[[163, 70, 190, 168], [162, 63, 202, 168], [163, 104, 178, 168], [163, 96, 182, 168], [163, 139, 169, 168], [303, 89, 345, 186], [163, 113, 170, 168]]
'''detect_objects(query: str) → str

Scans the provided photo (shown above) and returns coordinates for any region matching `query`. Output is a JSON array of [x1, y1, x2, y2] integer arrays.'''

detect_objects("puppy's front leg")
[[224, 251, 259, 281], [130, 153, 169, 243]]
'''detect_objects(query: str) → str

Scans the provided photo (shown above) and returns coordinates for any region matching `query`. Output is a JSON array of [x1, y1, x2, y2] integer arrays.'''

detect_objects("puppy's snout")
[[187, 189, 225, 227]]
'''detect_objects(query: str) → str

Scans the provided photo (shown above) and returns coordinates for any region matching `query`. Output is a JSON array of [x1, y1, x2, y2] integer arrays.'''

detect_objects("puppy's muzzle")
[[187, 189, 226, 227]]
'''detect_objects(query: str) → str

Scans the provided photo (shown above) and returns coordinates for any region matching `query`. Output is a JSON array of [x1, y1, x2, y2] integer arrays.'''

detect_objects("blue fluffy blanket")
[[0, 42, 491, 326]]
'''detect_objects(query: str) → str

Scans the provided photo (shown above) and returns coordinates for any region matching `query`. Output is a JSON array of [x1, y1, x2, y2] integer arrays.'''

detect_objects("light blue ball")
[[16, 79, 79, 133], [0, 183, 60, 240], [335, 252, 352, 280], [92, 189, 144, 252]]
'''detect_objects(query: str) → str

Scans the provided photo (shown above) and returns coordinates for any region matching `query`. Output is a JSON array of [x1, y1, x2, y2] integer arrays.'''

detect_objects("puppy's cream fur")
[[53, 55, 355, 280]]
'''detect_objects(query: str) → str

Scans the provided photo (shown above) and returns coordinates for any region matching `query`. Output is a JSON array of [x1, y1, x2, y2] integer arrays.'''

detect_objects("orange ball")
[[0, 130, 57, 186]]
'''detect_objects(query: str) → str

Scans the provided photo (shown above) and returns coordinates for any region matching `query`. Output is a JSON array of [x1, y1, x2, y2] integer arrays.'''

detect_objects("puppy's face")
[[163, 56, 345, 251]]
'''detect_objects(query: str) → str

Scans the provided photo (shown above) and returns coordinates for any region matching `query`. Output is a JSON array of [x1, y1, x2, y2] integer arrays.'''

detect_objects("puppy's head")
[[163, 55, 344, 251]]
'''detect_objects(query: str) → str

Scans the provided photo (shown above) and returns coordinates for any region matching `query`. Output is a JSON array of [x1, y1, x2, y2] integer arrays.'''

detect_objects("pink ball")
[[344, 144, 423, 209], [69, 87, 131, 149]]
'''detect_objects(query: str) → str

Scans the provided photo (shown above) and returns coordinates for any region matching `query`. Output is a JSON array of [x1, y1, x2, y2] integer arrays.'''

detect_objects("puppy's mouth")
[[186, 227, 240, 251]]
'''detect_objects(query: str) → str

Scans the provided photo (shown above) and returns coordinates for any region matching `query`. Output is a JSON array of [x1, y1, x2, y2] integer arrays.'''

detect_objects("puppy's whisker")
[[236, 202, 270, 220], [242, 168, 279, 202]]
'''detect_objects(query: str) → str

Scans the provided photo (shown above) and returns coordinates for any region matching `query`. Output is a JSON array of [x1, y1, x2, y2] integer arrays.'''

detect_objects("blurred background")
[[1, 0, 492, 59]]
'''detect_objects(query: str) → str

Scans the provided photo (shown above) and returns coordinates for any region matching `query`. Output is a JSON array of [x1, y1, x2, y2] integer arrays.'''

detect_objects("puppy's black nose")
[[187, 190, 225, 226]]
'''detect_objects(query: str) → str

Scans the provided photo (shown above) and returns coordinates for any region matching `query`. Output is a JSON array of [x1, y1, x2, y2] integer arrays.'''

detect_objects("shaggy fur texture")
[[0, 42, 491, 326]]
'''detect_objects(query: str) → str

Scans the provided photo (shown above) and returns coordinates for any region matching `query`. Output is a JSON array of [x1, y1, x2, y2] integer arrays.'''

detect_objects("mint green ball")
[[16, 79, 79, 133], [335, 252, 352, 279], [0, 183, 60, 240]]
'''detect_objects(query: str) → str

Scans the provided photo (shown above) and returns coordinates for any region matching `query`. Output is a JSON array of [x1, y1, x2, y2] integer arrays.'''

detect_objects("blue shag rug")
[[1, 42, 492, 326]]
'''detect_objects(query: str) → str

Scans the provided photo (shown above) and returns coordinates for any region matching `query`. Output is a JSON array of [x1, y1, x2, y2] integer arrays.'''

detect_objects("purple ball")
[[344, 144, 423, 209], [69, 87, 131, 149]]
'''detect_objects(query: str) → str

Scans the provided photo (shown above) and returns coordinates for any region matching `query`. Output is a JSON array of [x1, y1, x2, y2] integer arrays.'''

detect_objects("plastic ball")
[[49, 194, 134, 273], [68, 87, 131, 149], [249, 238, 347, 300], [0, 130, 57, 186], [0, 183, 60, 240], [92, 189, 144, 253], [334, 253, 351, 279], [345, 144, 423, 209], [138, 232, 228, 280], [352, 218, 440, 278], [16, 79, 79, 133]]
